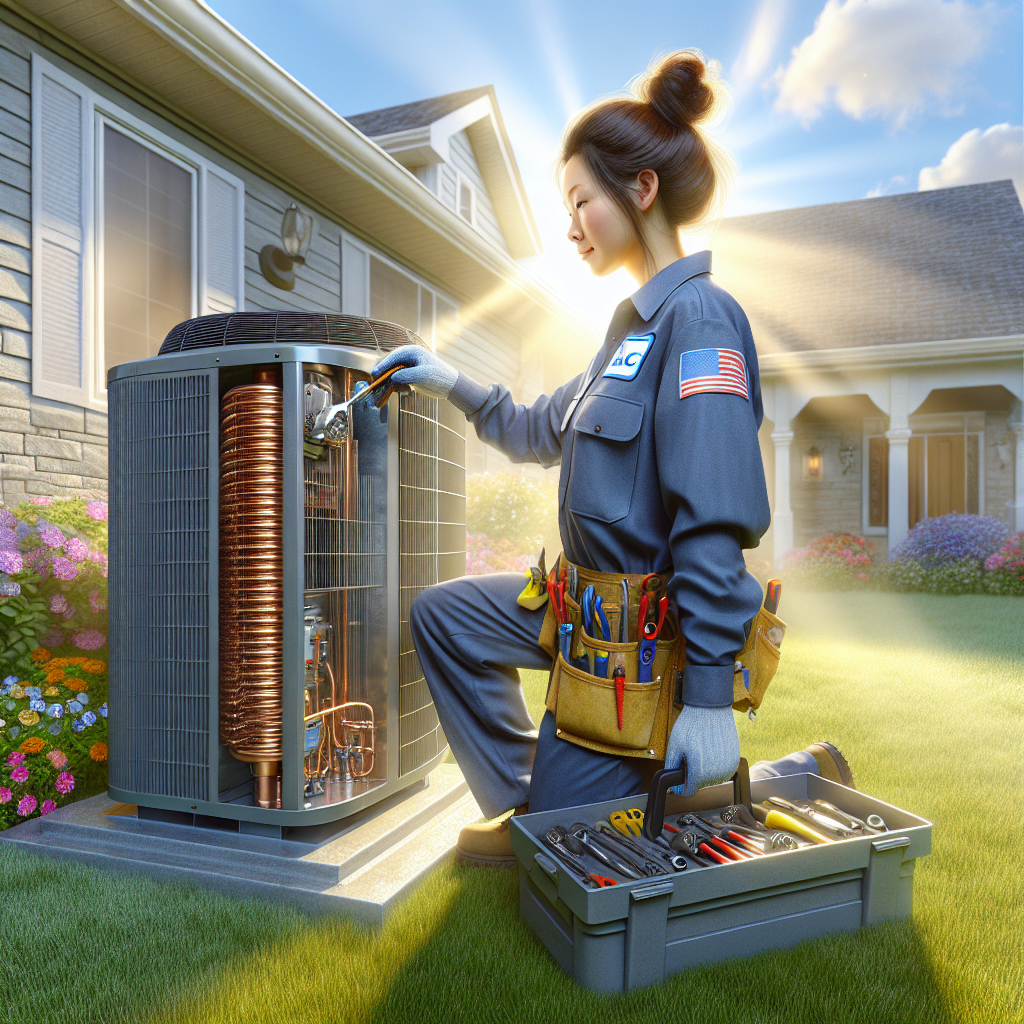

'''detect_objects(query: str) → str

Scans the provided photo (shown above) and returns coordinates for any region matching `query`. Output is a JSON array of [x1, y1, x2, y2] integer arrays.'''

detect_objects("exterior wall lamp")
[[259, 203, 314, 291], [806, 446, 823, 480]]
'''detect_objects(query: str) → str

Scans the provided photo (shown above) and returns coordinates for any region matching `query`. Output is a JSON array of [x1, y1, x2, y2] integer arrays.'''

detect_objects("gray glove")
[[372, 344, 457, 401], [665, 704, 740, 798]]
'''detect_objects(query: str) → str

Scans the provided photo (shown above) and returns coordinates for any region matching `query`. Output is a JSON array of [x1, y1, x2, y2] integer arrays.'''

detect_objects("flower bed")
[[0, 496, 109, 828], [782, 533, 876, 589]]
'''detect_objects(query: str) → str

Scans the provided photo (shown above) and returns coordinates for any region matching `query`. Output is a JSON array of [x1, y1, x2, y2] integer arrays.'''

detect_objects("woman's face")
[[562, 154, 639, 278]]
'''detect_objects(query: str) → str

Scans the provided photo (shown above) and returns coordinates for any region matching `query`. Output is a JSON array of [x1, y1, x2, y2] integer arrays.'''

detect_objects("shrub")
[[466, 532, 534, 576], [890, 513, 1008, 566], [782, 533, 876, 590], [981, 532, 1024, 596], [465, 472, 556, 554]]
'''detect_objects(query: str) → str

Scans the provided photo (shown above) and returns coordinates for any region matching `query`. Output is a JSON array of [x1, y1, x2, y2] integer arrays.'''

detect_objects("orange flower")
[[68, 657, 87, 665], [89, 742, 108, 762], [73, 679, 88, 692], [49, 658, 69, 670], [82, 660, 107, 674], [30, 648, 51, 663], [45, 668, 66, 684], [19, 736, 45, 754]]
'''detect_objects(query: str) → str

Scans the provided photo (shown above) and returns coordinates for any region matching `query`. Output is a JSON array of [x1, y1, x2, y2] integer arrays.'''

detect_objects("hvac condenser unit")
[[106, 312, 465, 836]]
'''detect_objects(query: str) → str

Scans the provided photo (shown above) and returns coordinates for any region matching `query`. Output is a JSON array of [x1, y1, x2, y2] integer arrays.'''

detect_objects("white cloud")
[[866, 174, 909, 197], [918, 123, 1024, 198], [773, 0, 992, 126]]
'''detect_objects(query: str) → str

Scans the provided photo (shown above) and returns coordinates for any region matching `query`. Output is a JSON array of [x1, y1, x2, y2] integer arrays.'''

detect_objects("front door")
[[908, 433, 979, 528]]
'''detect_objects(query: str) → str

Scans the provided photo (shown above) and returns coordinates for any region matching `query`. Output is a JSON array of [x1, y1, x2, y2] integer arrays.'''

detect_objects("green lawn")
[[1, 592, 1021, 1024]]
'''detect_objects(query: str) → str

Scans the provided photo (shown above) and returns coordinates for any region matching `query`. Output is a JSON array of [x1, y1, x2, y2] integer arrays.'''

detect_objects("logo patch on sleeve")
[[603, 333, 655, 381], [679, 348, 749, 401]]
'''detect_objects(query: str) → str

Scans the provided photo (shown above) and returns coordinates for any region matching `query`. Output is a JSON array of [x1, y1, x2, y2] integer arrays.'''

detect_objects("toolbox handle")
[[871, 835, 911, 853], [641, 760, 687, 843], [534, 851, 560, 881]]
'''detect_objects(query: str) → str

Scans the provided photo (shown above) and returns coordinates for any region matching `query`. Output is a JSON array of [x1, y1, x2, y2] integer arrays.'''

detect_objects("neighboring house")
[[0, 0, 595, 507], [714, 180, 1024, 563]]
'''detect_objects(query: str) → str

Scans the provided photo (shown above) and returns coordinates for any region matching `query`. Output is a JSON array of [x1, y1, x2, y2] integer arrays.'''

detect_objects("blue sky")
[[206, 0, 1023, 329]]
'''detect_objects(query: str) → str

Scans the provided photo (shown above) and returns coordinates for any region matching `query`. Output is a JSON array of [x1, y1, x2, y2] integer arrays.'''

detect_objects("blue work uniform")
[[409, 251, 771, 817]]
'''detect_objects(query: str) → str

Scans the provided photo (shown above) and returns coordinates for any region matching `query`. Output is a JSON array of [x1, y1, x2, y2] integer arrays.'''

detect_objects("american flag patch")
[[679, 347, 749, 401]]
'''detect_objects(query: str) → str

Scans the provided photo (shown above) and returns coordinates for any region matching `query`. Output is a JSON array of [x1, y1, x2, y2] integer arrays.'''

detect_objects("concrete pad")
[[0, 763, 483, 926]]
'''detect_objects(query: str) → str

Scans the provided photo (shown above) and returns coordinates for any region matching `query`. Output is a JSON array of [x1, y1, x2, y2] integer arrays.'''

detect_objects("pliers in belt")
[[637, 574, 669, 683]]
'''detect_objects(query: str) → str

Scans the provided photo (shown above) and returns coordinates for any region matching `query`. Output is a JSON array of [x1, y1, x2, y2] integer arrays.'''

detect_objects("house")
[[0, 0, 595, 507], [713, 180, 1024, 563]]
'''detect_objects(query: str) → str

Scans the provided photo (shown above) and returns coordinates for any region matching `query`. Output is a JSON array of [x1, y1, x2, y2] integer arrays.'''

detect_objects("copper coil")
[[219, 380, 284, 790]]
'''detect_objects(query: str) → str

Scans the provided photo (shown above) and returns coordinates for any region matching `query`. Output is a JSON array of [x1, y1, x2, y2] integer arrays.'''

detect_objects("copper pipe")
[[219, 377, 283, 807]]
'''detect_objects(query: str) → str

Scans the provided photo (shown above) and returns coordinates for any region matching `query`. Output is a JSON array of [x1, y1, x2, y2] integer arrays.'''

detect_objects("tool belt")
[[536, 555, 786, 761]]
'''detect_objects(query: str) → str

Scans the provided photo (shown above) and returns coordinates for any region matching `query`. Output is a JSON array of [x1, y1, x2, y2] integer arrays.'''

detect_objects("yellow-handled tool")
[[764, 809, 832, 845], [517, 548, 549, 610], [609, 808, 645, 837]]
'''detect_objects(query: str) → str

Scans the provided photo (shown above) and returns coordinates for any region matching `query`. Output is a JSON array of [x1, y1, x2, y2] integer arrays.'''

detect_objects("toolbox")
[[510, 765, 932, 993]]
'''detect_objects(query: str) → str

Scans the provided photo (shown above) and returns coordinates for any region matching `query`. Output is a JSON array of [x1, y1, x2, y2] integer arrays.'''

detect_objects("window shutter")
[[202, 168, 244, 314], [31, 57, 91, 406]]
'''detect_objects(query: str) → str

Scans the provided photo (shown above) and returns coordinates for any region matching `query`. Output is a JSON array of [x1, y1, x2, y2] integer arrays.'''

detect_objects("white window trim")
[[31, 53, 245, 413], [455, 170, 475, 227], [340, 230, 461, 351]]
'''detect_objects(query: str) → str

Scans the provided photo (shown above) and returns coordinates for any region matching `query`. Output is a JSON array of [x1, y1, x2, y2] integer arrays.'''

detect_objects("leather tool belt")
[[537, 554, 786, 761]]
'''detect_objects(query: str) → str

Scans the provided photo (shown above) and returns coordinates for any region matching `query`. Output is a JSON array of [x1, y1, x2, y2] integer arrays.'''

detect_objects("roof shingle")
[[712, 180, 1024, 354], [346, 87, 493, 137]]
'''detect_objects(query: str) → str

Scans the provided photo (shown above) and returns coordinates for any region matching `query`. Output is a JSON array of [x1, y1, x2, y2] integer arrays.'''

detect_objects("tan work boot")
[[455, 803, 528, 868], [805, 741, 855, 789]]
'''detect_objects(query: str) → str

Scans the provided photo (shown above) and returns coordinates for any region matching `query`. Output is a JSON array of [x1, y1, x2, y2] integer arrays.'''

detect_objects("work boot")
[[749, 742, 856, 790], [455, 803, 528, 868]]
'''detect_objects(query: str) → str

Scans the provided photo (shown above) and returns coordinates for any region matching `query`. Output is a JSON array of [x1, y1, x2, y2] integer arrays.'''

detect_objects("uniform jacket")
[[449, 251, 771, 709]]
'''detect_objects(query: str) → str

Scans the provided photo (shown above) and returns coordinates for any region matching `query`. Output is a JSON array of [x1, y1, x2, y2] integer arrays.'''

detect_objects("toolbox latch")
[[624, 879, 674, 990], [862, 835, 911, 928]]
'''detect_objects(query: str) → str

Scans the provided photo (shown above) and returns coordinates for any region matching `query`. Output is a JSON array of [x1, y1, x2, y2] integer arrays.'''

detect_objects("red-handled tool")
[[613, 665, 625, 729], [708, 835, 750, 861], [587, 873, 618, 887], [698, 842, 730, 865], [637, 574, 668, 684]]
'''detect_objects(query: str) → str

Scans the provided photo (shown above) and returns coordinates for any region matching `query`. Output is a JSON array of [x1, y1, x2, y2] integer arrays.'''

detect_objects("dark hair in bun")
[[559, 50, 734, 275]]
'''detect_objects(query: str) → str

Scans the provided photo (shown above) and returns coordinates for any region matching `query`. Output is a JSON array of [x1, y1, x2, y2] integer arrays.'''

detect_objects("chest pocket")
[[566, 394, 644, 523]]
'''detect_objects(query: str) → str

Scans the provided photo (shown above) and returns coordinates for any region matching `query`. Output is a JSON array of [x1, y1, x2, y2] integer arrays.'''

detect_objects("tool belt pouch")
[[731, 605, 786, 713], [541, 558, 684, 761]]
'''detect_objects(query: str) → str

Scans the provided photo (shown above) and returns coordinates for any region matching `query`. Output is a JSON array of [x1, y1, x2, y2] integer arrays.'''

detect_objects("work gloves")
[[372, 345, 458, 402], [665, 704, 740, 798]]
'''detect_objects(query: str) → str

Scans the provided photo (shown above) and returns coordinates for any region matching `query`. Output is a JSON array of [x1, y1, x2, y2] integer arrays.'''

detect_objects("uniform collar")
[[629, 250, 712, 322]]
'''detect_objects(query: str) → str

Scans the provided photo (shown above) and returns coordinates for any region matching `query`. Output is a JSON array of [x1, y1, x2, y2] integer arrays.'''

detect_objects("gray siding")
[[447, 129, 508, 254]]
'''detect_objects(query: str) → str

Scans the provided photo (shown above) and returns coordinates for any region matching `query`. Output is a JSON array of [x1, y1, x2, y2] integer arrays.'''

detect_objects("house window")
[[458, 178, 474, 224], [31, 54, 244, 411], [102, 126, 193, 378]]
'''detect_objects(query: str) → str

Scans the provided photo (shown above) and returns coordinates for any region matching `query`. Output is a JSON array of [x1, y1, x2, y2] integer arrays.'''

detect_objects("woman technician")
[[374, 52, 781, 866]]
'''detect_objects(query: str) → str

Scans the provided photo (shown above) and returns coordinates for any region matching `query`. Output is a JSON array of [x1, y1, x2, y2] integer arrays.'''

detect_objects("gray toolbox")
[[510, 762, 932, 993]]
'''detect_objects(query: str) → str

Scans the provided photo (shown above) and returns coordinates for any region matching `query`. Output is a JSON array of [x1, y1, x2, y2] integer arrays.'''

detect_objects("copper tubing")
[[219, 371, 284, 806], [324, 659, 375, 778]]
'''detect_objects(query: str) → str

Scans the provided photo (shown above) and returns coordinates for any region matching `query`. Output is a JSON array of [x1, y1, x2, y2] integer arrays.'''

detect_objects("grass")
[[1, 591, 1021, 1024]]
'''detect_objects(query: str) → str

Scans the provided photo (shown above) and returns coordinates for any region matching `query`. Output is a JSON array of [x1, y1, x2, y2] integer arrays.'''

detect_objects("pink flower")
[[17, 794, 36, 816], [30, 496, 54, 506], [72, 629, 106, 651], [64, 537, 89, 563], [40, 629, 66, 649], [0, 787, 10, 803], [54, 771, 74, 795], [88, 590, 106, 614], [51, 557, 78, 581], [0, 550, 22, 574], [11, 765, 29, 783], [85, 501, 108, 522], [49, 594, 69, 615], [88, 549, 107, 566], [46, 749, 67, 769], [0, 508, 16, 528], [6, 751, 25, 767], [40, 799, 57, 815], [37, 525, 66, 549]]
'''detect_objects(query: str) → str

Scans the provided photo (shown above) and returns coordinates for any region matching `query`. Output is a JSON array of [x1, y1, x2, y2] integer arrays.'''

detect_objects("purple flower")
[[40, 799, 57, 815], [85, 501, 108, 522], [6, 751, 25, 766], [17, 794, 36, 816], [72, 629, 106, 651], [15, 521, 31, 540], [51, 557, 78, 581], [0, 550, 23, 575], [81, 710, 96, 726], [37, 525, 67, 549], [11, 765, 29, 783], [0, 525, 19, 551], [49, 594, 68, 615], [0, 787, 10, 803], [891, 514, 1009, 566], [54, 771, 74, 794], [0, 508, 16, 529], [64, 537, 89, 563], [25, 686, 41, 699]]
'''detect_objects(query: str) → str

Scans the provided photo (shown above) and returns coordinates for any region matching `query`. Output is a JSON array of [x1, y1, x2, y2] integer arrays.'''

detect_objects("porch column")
[[1011, 419, 1024, 532], [771, 427, 794, 564], [885, 371, 911, 553]]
